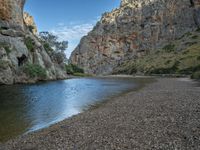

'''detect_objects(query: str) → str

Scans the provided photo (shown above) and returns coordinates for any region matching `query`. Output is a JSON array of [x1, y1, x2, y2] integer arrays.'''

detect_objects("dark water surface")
[[0, 77, 151, 142]]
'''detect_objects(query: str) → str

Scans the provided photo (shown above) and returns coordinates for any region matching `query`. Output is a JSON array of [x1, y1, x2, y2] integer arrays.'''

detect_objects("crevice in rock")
[[190, 0, 195, 7]]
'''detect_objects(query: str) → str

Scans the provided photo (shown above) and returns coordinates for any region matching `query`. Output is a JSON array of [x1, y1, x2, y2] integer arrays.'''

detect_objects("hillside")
[[114, 29, 200, 78], [70, 0, 200, 77]]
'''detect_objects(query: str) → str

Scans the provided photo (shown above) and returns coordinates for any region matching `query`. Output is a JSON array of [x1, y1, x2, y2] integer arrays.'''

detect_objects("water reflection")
[[0, 77, 149, 142], [0, 85, 30, 142]]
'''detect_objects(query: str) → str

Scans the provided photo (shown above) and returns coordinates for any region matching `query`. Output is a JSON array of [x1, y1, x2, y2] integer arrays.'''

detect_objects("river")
[[0, 77, 151, 142]]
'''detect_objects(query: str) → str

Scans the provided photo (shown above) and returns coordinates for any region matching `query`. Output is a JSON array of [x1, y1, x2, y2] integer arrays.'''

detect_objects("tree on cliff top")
[[39, 31, 68, 64], [39, 31, 68, 52]]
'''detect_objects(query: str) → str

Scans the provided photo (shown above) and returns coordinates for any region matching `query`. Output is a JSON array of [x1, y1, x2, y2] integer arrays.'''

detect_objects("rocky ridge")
[[23, 12, 37, 35], [70, 0, 200, 75], [0, 0, 67, 85]]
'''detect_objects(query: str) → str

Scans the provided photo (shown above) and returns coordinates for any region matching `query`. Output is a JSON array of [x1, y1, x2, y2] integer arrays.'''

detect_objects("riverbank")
[[1, 78, 200, 149]]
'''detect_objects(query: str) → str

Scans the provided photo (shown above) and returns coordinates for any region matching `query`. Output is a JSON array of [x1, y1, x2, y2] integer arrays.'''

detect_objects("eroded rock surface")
[[23, 12, 38, 35], [70, 0, 200, 75], [0, 0, 67, 84]]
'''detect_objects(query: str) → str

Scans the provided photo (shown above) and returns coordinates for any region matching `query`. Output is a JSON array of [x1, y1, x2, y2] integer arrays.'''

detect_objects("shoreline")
[[0, 73, 192, 86], [1, 78, 200, 149]]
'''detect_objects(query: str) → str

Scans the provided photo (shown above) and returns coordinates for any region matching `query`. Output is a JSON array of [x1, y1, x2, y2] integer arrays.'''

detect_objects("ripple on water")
[[0, 77, 151, 142]]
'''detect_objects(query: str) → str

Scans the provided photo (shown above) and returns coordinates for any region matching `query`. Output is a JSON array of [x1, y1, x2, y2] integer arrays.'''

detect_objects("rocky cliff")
[[0, 0, 67, 84], [70, 0, 200, 75], [23, 12, 38, 35]]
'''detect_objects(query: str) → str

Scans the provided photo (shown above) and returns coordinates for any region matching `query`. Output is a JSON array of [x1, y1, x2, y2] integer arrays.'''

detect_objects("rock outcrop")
[[70, 0, 200, 75], [23, 12, 38, 35], [0, 0, 25, 31], [0, 0, 67, 84]]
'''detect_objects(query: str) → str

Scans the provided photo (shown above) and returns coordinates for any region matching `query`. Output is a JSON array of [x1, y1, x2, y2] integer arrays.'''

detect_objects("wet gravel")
[[1, 78, 200, 150]]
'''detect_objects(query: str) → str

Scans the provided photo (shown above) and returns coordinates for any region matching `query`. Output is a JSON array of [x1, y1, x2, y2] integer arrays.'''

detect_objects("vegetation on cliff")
[[113, 31, 200, 79], [23, 63, 47, 79], [0, 0, 68, 84], [39, 31, 68, 63], [65, 64, 87, 76], [70, 0, 200, 76]]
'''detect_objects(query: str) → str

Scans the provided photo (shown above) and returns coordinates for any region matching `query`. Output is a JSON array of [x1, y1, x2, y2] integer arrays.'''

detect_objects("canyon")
[[70, 0, 200, 75]]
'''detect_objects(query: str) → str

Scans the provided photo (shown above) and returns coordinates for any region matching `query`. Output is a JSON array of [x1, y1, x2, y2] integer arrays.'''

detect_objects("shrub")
[[23, 63, 47, 79], [73, 73, 91, 77], [196, 28, 200, 32], [185, 42, 198, 46], [191, 71, 200, 79], [178, 65, 200, 74], [43, 42, 53, 53], [25, 37, 35, 52], [71, 64, 84, 73], [65, 64, 84, 75], [148, 61, 179, 74], [162, 44, 175, 52], [0, 27, 8, 31], [0, 43, 11, 54], [65, 64, 74, 74], [191, 35, 198, 39], [185, 32, 192, 37], [51, 51, 67, 64], [114, 51, 120, 54], [4, 45, 11, 54]]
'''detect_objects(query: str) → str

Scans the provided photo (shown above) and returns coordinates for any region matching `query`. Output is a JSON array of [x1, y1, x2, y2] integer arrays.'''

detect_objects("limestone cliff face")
[[23, 12, 38, 35], [0, 0, 25, 31], [0, 0, 67, 84], [70, 0, 200, 75]]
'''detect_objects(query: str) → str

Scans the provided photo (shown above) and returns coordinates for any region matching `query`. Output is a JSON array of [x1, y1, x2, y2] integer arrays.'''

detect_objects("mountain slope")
[[70, 0, 200, 75], [113, 29, 200, 77]]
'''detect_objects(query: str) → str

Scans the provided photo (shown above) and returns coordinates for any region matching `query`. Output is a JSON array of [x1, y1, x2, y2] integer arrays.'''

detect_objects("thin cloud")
[[50, 21, 96, 58], [51, 23, 94, 41]]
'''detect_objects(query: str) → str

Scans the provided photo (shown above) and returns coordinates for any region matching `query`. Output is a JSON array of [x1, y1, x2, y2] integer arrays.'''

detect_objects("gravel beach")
[[1, 78, 200, 150]]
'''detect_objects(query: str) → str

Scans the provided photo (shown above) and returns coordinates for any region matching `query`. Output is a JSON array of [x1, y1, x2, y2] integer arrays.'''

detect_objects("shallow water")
[[0, 77, 150, 142]]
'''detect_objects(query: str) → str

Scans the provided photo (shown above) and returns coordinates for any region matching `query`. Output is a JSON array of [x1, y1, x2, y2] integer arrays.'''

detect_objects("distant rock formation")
[[0, 0, 67, 84], [70, 0, 200, 75], [23, 12, 38, 35]]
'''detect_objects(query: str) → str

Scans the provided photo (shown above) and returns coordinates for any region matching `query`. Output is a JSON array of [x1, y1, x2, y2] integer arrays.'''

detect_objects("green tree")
[[39, 31, 68, 64], [39, 31, 68, 52]]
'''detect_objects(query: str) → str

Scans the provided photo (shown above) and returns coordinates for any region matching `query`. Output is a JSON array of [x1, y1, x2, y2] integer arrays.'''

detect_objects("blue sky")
[[25, 0, 120, 57]]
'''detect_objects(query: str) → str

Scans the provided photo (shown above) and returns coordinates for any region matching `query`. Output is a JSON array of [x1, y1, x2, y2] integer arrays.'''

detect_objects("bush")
[[196, 28, 200, 32], [73, 73, 91, 77], [43, 42, 53, 53], [185, 42, 198, 46], [191, 35, 198, 39], [23, 63, 47, 79], [0, 43, 11, 54], [51, 51, 67, 64], [25, 37, 35, 52], [185, 32, 192, 37], [65, 64, 74, 74], [191, 71, 200, 79], [178, 65, 200, 74], [71, 64, 84, 73], [4, 45, 11, 54], [65, 64, 84, 75], [149, 63, 178, 74], [162, 44, 175, 52]]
